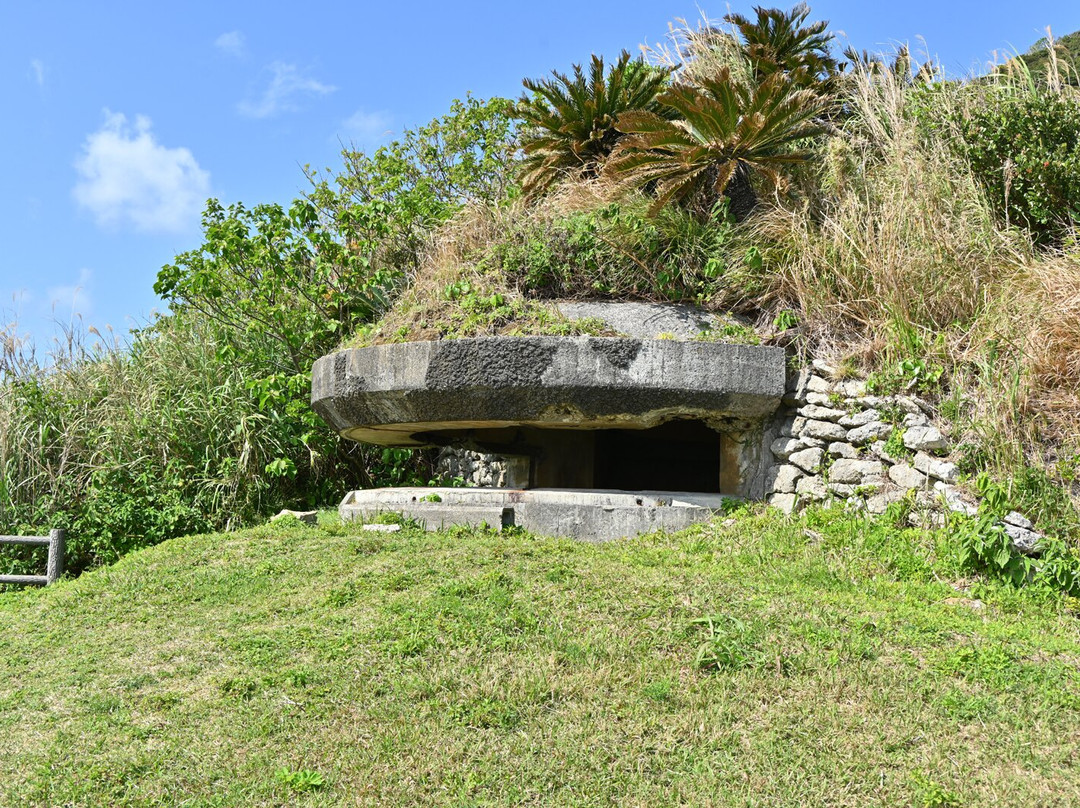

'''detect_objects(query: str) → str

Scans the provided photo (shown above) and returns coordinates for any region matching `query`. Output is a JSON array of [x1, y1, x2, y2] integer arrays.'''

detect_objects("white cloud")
[[47, 268, 93, 320], [214, 31, 245, 57], [340, 109, 393, 145], [72, 111, 210, 233], [29, 58, 45, 87], [238, 62, 335, 118]]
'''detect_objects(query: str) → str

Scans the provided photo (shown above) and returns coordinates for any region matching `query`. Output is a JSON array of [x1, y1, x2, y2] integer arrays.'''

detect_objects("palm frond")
[[516, 52, 672, 198], [608, 67, 825, 217]]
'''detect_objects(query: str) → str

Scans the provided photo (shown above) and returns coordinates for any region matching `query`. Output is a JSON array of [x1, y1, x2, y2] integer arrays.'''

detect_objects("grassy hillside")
[[1014, 30, 1080, 85], [2, 508, 1079, 806]]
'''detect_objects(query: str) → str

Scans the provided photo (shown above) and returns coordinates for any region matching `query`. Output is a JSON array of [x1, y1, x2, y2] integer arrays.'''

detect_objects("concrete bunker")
[[312, 335, 787, 538]]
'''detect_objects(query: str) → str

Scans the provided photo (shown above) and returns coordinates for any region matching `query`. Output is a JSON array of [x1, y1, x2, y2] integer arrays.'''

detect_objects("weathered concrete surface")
[[556, 301, 743, 340], [340, 487, 732, 542], [312, 337, 786, 447]]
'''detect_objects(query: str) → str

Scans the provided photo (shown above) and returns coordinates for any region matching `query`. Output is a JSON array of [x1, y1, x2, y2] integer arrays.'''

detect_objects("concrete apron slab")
[[340, 487, 733, 542]]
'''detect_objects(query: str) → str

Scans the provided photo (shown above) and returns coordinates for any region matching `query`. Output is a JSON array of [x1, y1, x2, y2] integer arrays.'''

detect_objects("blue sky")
[[3, 0, 1079, 350]]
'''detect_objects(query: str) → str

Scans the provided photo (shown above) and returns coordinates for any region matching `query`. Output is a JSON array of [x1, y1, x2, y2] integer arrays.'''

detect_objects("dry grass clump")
[[1024, 255, 1080, 394], [748, 64, 1029, 338], [1003, 255, 1080, 456], [349, 202, 589, 346]]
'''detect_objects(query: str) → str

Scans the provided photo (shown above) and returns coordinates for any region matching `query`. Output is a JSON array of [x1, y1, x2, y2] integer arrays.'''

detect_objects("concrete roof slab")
[[312, 336, 785, 447]]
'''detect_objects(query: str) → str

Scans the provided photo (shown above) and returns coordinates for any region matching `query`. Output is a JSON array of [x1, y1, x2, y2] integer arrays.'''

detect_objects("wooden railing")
[[0, 530, 65, 586]]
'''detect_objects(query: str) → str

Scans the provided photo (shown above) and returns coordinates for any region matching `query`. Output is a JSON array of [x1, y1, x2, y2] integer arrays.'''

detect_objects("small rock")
[[914, 489, 938, 508], [830, 458, 885, 484], [857, 395, 889, 409], [902, 412, 930, 428], [768, 493, 799, 515], [792, 416, 808, 434], [1004, 523, 1041, 555], [271, 509, 318, 525], [805, 391, 835, 406], [894, 396, 923, 414], [362, 523, 402, 533], [828, 482, 857, 496], [807, 374, 832, 394], [796, 475, 828, 500], [866, 488, 908, 514], [838, 380, 868, 397], [770, 437, 805, 460], [839, 408, 880, 428], [868, 440, 901, 463], [801, 419, 849, 442], [827, 442, 858, 459], [789, 447, 824, 473], [766, 464, 804, 494], [913, 451, 958, 483], [888, 464, 929, 490], [847, 421, 894, 445], [903, 425, 949, 452], [801, 436, 828, 449], [811, 359, 837, 375], [1004, 511, 1034, 531], [799, 404, 847, 422], [789, 369, 813, 400], [937, 483, 977, 516]]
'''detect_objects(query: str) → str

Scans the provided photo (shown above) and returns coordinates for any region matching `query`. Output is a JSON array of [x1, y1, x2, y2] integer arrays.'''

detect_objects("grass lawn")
[[1, 505, 1079, 806]]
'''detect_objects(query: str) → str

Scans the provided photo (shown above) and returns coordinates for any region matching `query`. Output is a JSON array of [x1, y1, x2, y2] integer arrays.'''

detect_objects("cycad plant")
[[724, 3, 839, 89], [606, 68, 826, 218], [516, 51, 671, 198]]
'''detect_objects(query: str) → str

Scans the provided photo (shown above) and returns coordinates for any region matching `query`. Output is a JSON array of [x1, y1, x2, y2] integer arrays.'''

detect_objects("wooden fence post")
[[46, 529, 65, 585]]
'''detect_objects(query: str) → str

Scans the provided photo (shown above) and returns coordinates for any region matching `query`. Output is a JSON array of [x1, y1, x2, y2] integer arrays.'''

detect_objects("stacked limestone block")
[[435, 447, 530, 488], [766, 363, 1044, 554]]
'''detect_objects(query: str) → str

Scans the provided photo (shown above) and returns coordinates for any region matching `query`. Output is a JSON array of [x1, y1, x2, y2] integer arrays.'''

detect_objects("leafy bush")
[[938, 86, 1080, 244], [481, 196, 737, 302], [952, 473, 1080, 594], [310, 94, 517, 275]]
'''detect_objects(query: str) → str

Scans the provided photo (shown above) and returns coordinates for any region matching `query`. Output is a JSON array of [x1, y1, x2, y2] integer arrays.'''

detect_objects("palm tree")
[[724, 3, 839, 89], [606, 68, 826, 218], [516, 51, 671, 198]]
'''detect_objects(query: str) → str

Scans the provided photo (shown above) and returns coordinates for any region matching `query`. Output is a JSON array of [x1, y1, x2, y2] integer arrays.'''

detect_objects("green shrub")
[[481, 196, 736, 302], [943, 87, 1080, 244], [952, 473, 1080, 594]]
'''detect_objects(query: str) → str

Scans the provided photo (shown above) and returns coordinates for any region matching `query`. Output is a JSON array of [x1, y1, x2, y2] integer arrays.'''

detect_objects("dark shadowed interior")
[[434, 420, 725, 493], [592, 421, 721, 492]]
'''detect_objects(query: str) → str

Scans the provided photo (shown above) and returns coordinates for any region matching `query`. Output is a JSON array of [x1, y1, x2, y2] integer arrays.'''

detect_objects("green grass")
[[1, 507, 1079, 806]]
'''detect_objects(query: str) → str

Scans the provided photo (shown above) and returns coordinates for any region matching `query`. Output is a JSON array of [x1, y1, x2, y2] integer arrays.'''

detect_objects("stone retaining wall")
[[767, 364, 1042, 553]]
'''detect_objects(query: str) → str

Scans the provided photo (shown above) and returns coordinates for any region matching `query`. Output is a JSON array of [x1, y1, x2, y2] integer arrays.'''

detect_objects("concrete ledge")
[[313, 337, 785, 446], [340, 487, 732, 542]]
